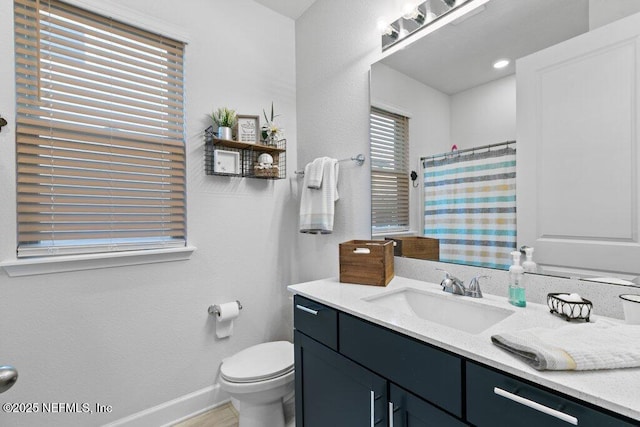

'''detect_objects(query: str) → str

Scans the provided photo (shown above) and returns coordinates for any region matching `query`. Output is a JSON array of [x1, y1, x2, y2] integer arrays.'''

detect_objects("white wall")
[[0, 1, 297, 426], [293, 0, 401, 281], [450, 75, 516, 149]]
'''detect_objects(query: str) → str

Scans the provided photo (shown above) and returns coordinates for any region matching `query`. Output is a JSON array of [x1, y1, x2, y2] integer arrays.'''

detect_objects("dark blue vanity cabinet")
[[293, 295, 636, 427], [295, 331, 387, 426], [466, 363, 636, 427], [294, 295, 387, 426], [339, 312, 462, 418], [294, 295, 464, 426]]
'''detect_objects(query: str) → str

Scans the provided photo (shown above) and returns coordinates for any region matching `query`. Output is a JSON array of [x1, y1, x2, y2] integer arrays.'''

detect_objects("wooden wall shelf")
[[204, 127, 286, 179]]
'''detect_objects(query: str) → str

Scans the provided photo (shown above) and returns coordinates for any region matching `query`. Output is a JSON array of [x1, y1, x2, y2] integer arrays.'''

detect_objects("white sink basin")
[[363, 287, 514, 334]]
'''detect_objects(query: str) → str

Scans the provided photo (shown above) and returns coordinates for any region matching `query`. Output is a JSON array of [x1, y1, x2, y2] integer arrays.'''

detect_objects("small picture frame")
[[235, 115, 260, 143], [213, 149, 240, 175]]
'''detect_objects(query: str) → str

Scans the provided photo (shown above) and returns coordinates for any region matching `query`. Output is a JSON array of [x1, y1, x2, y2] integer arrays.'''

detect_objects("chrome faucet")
[[467, 275, 488, 299], [438, 269, 466, 295], [437, 269, 488, 298]]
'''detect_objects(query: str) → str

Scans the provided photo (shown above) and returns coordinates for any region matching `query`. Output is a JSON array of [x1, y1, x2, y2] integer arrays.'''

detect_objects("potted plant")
[[211, 107, 237, 141], [261, 102, 283, 146]]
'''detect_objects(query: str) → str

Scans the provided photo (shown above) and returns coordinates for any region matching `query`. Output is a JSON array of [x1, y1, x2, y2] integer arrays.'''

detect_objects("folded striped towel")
[[491, 320, 640, 371]]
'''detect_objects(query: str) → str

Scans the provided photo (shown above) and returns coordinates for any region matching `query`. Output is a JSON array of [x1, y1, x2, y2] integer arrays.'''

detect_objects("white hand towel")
[[306, 157, 326, 189], [492, 320, 640, 370], [300, 158, 339, 234]]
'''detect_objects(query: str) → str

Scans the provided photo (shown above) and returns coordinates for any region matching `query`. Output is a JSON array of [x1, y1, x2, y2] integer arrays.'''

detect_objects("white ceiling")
[[256, 0, 591, 94], [253, 0, 317, 20], [380, 0, 590, 95]]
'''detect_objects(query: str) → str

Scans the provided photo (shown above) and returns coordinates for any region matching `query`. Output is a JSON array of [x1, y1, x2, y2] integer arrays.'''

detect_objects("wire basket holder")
[[547, 293, 593, 322], [204, 126, 286, 179], [247, 138, 286, 179]]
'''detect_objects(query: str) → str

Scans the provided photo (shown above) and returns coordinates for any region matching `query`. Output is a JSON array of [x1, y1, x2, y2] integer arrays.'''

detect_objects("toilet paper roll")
[[216, 302, 240, 338], [217, 302, 240, 321]]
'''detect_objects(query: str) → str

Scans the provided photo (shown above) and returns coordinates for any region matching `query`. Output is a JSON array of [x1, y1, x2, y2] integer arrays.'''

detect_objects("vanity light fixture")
[[492, 58, 510, 69], [381, 0, 491, 51]]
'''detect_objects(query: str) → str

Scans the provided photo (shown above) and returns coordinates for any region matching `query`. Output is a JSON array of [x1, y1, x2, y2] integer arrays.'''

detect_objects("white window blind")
[[370, 107, 410, 235], [14, 0, 186, 257]]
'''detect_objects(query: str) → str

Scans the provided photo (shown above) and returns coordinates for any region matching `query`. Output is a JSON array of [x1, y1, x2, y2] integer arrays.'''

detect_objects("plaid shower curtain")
[[423, 146, 516, 269]]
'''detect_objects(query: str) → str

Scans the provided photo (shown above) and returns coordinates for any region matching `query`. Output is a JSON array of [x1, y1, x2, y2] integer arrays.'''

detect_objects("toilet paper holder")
[[208, 300, 243, 316]]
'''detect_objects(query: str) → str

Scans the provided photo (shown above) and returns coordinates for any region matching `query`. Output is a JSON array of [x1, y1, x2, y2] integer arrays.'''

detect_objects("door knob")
[[0, 366, 18, 393]]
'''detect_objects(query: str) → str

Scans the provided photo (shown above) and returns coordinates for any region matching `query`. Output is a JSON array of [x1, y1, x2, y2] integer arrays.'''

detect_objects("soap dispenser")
[[508, 251, 526, 307], [521, 246, 537, 273]]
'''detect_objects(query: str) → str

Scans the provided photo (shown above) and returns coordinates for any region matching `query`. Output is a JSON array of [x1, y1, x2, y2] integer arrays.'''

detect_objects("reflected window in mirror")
[[370, 107, 410, 236]]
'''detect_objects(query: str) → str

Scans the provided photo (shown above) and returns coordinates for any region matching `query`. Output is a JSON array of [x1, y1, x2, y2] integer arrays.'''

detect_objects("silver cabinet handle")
[[494, 387, 578, 425], [370, 390, 375, 427], [0, 366, 18, 393], [296, 304, 319, 315], [388, 402, 394, 427]]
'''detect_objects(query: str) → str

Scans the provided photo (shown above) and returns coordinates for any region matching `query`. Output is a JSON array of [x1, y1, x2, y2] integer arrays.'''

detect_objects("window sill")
[[1, 246, 197, 277]]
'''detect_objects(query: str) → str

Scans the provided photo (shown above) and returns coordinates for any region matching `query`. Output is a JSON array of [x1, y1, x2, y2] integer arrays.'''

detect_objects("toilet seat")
[[221, 341, 294, 383]]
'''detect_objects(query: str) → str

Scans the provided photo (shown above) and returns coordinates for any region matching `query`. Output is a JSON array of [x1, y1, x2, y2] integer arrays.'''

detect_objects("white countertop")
[[288, 276, 640, 421]]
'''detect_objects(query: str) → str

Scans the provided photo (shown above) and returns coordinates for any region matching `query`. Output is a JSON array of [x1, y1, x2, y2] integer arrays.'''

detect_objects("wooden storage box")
[[385, 236, 440, 261], [339, 240, 394, 286]]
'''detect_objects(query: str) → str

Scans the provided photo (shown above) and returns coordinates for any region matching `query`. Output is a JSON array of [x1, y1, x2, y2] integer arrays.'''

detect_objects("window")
[[14, 0, 186, 258], [370, 107, 410, 235]]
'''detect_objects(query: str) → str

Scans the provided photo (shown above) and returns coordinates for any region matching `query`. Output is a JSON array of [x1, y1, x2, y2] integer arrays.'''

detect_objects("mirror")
[[370, 0, 640, 285]]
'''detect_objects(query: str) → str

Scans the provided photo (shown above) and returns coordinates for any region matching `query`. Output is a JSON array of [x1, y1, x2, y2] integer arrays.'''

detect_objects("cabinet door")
[[517, 11, 640, 276], [390, 384, 468, 427], [339, 312, 462, 417], [295, 330, 387, 427], [466, 362, 636, 427]]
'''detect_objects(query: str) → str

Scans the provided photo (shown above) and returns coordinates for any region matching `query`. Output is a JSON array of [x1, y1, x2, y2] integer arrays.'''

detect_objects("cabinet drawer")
[[339, 312, 462, 417], [466, 362, 636, 427], [294, 295, 338, 350]]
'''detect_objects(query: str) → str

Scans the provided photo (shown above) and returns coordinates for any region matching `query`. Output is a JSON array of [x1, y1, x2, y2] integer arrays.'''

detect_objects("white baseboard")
[[104, 384, 230, 427]]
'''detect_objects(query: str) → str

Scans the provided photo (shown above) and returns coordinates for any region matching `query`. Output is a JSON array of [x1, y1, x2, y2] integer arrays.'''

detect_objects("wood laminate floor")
[[173, 397, 294, 427], [173, 403, 238, 427]]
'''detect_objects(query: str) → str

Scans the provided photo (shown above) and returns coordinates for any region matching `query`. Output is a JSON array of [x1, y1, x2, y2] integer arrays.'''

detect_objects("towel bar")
[[295, 154, 365, 175]]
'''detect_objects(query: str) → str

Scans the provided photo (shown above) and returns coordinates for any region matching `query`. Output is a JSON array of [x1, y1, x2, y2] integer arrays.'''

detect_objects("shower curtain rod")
[[420, 140, 515, 162]]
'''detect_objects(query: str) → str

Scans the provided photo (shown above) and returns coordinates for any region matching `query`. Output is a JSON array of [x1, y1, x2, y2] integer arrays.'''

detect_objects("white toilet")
[[219, 341, 294, 427]]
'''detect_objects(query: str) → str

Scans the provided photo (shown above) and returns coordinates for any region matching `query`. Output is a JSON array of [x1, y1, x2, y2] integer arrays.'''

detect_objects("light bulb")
[[402, 3, 419, 19], [377, 19, 397, 38]]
